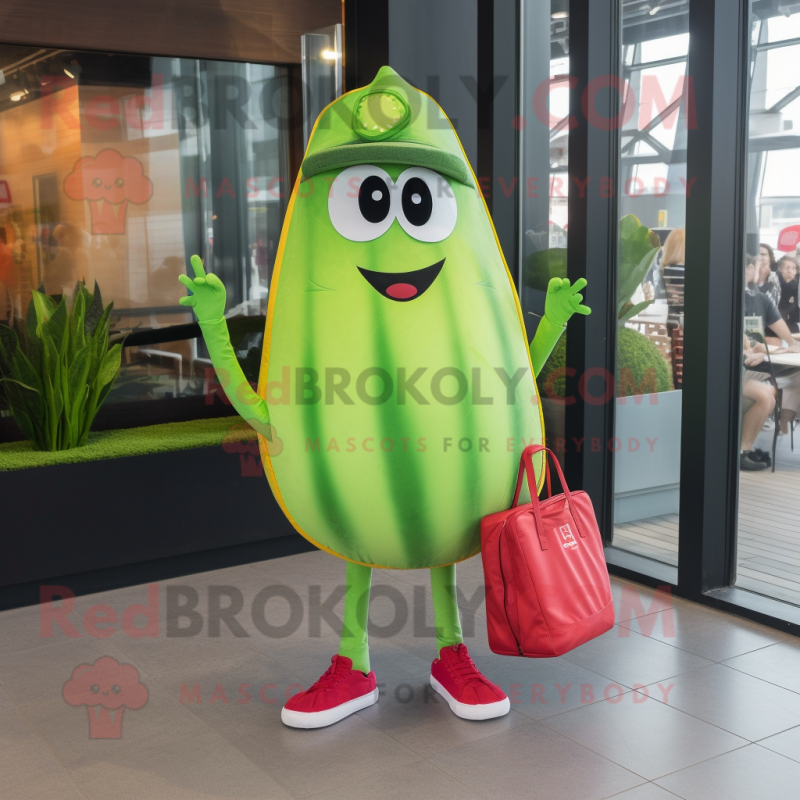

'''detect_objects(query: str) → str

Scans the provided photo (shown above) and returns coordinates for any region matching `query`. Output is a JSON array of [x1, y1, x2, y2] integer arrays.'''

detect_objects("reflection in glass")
[[0, 47, 293, 433], [736, 5, 800, 607], [610, 1, 690, 565], [521, 1, 570, 466]]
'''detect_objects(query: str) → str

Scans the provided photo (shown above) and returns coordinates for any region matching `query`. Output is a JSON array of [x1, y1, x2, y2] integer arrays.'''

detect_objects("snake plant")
[[0, 282, 122, 450]]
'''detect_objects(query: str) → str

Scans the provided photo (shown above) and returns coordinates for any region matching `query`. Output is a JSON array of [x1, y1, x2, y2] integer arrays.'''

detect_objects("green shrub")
[[0, 282, 122, 450], [537, 327, 672, 400], [616, 326, 672, 396]]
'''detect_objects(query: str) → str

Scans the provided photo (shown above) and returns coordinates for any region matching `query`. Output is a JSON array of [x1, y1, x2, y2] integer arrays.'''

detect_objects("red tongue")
[[386, 283, 417, 299]]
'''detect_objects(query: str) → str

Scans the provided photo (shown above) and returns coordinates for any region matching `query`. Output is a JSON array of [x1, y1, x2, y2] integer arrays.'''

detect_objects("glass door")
[[735, 5, 800, 606], [610, 1, 691, 566]]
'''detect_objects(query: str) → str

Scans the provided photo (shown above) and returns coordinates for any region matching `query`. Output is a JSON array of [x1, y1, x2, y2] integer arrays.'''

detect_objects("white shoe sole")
[[281, 687, 379, 729], [430, 675, 511, 720]]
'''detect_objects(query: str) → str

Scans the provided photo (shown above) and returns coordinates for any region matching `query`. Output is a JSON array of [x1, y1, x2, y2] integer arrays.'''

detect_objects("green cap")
[[301, 66, 471, 185]]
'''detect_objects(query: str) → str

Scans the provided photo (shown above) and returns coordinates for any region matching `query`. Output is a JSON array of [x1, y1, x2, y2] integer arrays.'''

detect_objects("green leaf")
[[98, 343, 122, 387], [42, 297, 69, 359], [0, 377, 40, 392], [619, 299, 654, 324], [84, 281, 105, 337], [67, 347, 91, 429], [31, 291, 56, 333], [68, 288, 86, 362]]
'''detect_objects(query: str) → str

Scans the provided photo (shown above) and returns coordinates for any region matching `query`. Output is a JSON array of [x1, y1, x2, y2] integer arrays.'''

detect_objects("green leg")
[[338, 560, 372, 674], [430, 564, 463, 653]]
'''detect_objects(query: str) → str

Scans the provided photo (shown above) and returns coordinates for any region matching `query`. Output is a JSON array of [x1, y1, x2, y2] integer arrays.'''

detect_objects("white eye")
[[395, 168, 457, 243], [328, 165, 395, 242]]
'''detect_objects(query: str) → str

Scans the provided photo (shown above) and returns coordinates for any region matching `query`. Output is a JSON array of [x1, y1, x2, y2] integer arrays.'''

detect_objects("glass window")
[[610, 2, 690, 566], [736, 6, 800, 607], [520, 1, 570, 466], [0, 47, 293, 434]]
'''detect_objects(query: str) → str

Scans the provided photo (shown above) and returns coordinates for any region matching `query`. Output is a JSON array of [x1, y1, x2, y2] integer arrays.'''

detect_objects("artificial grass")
[[0, 416, 256, 472]]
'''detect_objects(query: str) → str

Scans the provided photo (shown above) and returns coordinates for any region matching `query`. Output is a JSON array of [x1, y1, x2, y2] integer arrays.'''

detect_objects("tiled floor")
[[2, 549, 800, 800], [614, 424, 800, 605]]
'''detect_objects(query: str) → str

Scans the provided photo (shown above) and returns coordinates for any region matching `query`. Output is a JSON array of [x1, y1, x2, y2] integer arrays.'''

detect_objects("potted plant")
[[0, 282, 122, 450]]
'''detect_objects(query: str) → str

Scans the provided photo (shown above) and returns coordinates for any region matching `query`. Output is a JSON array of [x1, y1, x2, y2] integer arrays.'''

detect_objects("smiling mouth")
[[357, 259, 444, 302]]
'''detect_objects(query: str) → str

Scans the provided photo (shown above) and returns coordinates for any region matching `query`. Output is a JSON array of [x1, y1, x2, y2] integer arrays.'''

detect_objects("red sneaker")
[[281, 654, 378, 729], [430, 643, 510, 720]]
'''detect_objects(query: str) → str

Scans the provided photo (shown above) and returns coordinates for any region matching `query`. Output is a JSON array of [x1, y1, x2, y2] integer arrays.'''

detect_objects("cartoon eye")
[[328, 165, 395, 242], [114, 178, 125, 188], [395, 168, 457, 243], [90, 684, 100, 694], [92, 178, 102, 188], [111, 684, 121, 694]]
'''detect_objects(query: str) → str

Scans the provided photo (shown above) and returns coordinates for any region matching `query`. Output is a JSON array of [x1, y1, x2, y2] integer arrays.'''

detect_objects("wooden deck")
[[613, 426, 800, 607]]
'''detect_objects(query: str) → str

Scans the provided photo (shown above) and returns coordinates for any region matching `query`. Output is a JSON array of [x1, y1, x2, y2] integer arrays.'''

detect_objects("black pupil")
[[402, 178, 433, 227], [358, 175, 390, 223]]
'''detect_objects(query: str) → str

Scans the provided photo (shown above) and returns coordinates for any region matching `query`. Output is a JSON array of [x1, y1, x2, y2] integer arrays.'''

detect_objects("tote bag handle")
[[511, 444, 586, 549]]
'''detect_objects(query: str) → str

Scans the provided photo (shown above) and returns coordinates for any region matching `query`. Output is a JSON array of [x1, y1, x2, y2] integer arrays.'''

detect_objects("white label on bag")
[[559, 524, 578, 549]]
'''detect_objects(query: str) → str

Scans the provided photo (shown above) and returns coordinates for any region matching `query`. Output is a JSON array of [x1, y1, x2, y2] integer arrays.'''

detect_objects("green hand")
[[544, 277, 591, 327], [529, 277, 591, 378], [178, 255, 227, 322], [177, 254, 272, 439]]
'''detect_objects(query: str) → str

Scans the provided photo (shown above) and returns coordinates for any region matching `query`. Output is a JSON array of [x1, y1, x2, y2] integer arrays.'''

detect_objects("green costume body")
[[180, 67, 589, 673]]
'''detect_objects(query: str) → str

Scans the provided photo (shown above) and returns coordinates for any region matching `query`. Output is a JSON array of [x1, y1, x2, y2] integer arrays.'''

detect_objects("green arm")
[[179, 255, 272, 440], [529, 277, 591, 377]]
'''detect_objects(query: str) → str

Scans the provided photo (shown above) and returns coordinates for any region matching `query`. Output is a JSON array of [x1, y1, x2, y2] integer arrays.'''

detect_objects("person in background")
[[745, 255, 800, 435], [661, 227, 685, 328], [741, 339, 776, 471], [777, 254, 799, 333], [757, 242, 781, 313]]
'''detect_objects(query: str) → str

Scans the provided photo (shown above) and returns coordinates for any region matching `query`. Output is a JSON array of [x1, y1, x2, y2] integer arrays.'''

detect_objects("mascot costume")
[[179, 67, 590, 728]]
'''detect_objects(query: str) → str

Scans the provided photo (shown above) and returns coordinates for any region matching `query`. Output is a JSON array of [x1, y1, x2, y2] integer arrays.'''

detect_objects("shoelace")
[[446, 649, 486, 684], [308, 660, 346, 692]]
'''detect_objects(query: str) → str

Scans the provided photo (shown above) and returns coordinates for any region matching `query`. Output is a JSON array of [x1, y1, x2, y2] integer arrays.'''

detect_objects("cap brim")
[[301, 141, 471, 186]]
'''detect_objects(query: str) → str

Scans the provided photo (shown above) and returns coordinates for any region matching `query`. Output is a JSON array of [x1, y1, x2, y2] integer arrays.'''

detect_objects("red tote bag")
[[481, 444, 614, 657]]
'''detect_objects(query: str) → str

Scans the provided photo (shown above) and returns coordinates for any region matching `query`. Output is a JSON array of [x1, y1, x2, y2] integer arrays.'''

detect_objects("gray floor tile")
[[604, 784, 681, 799], [69, 730, 292, 800], [4, 771, 88, 800], [609, 579, 687, 624], [758, 724, 800, 763], [20, 674, 209, 771], [543, 692, 746, 780], [0, 704, 84, 797], [617, 600, 784, 662], [223, 712, 421, 798], [109, 624, 268, 684], [563, 623, 712, 688], [430, 720, 642, 800], [0, 637, 134, 708], [722, 640, 800, 694], [655, 743, 800, 800], [303, 758, 484, 800], [471, 651, 634, 721], [0, 605, 54, 657], [644, 662, 800, 741]]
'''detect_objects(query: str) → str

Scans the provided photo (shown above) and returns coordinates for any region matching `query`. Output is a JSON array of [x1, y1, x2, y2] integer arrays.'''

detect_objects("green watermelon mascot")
[[179, 66, 590, 727]]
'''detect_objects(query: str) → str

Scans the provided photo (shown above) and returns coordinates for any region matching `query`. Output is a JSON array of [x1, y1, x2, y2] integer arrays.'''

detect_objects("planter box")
[[0, 421, 295, 588], [614, 390, 682, 524]]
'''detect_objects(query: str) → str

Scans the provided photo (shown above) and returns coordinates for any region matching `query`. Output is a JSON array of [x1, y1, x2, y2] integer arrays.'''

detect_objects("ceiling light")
[[649, 4, 662, 14], [321, 50, 340, 60], [63, 60, 81, 79], [551, 11, 569, 19]]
